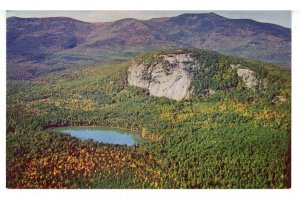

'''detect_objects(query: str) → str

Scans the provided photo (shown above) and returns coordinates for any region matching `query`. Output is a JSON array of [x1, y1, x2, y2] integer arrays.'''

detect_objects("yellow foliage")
[[256, 108, 276, 120], [34, 96, 95, 111]]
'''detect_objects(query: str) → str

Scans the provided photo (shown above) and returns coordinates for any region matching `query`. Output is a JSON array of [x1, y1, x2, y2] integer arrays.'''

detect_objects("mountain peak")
[[178, 12, 225, 20], [7, 16, 92, 25], [207, 12, 225, 18], [7, 12, 291, 79]]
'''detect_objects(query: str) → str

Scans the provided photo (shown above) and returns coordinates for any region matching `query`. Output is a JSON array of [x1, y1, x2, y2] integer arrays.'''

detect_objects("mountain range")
[[7, 12, 291, 80]]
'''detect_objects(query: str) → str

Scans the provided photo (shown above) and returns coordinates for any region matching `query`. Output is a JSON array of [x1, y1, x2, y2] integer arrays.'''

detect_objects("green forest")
[[6, 49, 291, 188]]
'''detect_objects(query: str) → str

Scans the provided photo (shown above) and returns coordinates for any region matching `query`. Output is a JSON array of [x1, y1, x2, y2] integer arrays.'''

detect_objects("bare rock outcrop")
[[230, 64, 258, 90], [128, 55, 262, 100], [236, 68, 258, 90], [128, 53, 196, 100]]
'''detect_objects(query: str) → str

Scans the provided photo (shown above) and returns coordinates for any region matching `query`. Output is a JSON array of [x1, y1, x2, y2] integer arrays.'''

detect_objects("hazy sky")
[[6, 10, 291, 28]]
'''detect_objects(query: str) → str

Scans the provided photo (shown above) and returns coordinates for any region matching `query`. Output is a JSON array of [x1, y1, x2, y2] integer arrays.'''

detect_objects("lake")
[[54, 126, 143, 146]]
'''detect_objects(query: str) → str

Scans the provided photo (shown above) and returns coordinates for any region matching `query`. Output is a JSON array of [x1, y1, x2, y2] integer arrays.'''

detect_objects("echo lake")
[[53, 127, 143, 146]]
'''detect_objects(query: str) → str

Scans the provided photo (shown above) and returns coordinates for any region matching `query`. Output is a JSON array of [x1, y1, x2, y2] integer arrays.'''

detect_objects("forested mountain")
[[7, 13, 291, 79], [7, 49, 291, 188]]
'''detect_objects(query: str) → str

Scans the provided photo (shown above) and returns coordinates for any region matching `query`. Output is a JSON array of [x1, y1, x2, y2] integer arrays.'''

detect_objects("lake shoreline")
[[46, 124, 159, 142], [48, 126, 146, 146]]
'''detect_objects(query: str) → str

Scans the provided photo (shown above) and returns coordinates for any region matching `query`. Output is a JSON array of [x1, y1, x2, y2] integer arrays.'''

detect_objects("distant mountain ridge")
[[7, 13, 291, 80]]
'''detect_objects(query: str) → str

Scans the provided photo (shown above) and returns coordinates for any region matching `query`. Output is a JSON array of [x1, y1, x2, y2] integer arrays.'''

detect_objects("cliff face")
[[128, 51, 260, 101], [128, 53, 196, 100]]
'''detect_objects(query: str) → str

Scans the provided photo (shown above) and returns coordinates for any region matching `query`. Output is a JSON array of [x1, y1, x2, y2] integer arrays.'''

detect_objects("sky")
[[6, 11, 291, 28]]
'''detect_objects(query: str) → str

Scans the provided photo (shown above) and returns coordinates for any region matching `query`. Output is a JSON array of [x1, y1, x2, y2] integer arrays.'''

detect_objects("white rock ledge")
[[128, 53, 196, 101]]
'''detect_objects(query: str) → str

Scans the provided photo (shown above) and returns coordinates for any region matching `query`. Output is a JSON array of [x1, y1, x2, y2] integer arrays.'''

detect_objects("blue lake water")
[[55, 127, 142, 146]]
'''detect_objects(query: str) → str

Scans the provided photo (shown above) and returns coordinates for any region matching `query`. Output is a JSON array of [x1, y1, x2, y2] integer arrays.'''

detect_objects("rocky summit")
[[127, 50, 260, 101]]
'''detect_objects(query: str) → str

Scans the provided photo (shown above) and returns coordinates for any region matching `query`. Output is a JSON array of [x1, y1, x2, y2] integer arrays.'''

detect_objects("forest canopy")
[[6, 49, 291, 188]]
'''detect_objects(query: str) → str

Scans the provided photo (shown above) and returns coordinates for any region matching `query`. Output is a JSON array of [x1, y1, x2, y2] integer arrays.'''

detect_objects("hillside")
[[7, 13, 291, 79], [7, 49, 291, 188], [128, 49, 266, 100]]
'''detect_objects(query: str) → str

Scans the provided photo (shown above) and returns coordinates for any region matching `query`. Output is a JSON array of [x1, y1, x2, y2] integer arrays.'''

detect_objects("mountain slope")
[[7, 17, 95, 79], [7, 17, 94, 55], [7, 13, 291, 79], [127, 49, 263, 101]]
